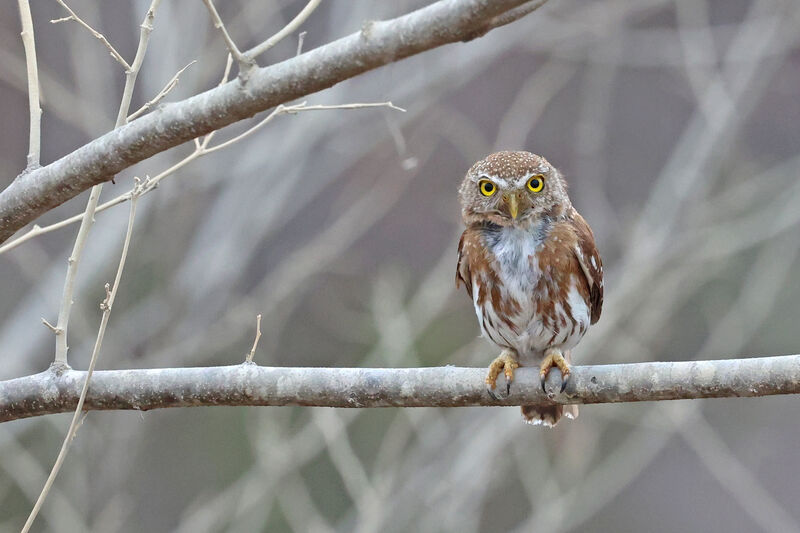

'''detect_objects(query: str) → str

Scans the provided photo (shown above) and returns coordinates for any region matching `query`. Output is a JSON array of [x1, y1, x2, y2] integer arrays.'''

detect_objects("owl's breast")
[[473, 223, 591, 358]]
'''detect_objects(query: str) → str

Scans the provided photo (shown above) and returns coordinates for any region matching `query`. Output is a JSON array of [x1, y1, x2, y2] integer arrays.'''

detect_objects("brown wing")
[[570, 211, 603, 324], [455, 230, 473, 298]]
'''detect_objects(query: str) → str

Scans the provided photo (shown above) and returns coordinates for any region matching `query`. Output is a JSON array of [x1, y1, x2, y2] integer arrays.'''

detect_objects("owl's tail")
[[521, 404, 579, 427], [521, 349, 578, 426]]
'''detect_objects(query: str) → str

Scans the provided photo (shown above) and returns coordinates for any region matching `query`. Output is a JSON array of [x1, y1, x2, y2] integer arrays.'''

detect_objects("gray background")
[[1, 1, 799, 532]]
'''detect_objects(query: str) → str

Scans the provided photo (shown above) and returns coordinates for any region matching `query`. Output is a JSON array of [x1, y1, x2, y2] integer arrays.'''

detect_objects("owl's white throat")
[[486, 221, 548, 285]]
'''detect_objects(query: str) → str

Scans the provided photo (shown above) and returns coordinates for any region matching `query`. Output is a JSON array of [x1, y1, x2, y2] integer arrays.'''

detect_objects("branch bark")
[[1, 355, 798, 423], [0, 0, 540, 244]]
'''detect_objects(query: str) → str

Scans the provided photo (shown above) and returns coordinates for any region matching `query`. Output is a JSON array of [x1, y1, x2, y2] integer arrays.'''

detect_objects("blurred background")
[[1, 0, 800, 531]]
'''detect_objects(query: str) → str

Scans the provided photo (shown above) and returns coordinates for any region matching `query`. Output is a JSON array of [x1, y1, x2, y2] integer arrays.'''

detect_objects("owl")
[[456, 151, 603, 426]]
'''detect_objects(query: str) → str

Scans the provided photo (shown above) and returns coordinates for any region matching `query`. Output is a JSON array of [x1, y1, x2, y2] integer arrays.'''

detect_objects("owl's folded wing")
[[456, 230, 473, 298], [570, 213, 604, 324]]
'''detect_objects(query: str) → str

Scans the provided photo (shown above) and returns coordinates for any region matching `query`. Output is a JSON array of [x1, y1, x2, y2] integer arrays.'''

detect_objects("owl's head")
[[458, 151, 571, 227]]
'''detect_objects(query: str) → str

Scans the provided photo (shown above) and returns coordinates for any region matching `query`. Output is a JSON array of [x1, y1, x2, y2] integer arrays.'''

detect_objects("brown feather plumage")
[[456, 151, 603, 426]]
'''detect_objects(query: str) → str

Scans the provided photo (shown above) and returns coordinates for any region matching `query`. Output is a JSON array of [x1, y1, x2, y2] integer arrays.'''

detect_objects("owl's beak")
[[507, 194, 520, 220]]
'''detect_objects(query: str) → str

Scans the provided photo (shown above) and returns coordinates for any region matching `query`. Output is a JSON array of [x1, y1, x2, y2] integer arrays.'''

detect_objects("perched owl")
[[456, 151, 603, 426]]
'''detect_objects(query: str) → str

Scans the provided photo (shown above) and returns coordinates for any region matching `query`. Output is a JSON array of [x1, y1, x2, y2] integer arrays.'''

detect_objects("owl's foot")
[[485, 349, 519, 399], [539, 349, 570, 394]]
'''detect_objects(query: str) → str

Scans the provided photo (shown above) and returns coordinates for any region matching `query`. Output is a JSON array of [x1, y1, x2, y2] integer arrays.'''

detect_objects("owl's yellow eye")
[[527, 175, 545, 193], [479, 179, 497, 197]]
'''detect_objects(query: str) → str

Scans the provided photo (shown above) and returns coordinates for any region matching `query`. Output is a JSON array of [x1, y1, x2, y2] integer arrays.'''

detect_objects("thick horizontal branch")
[[0, 0, 539, 244], [1, 355, 798, 423]]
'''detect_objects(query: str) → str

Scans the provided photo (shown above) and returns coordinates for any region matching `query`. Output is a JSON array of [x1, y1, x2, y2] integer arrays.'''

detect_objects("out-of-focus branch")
[[0, 0, 541, 245], [17, 0, 41, 169], [1, 355, 797, 423]]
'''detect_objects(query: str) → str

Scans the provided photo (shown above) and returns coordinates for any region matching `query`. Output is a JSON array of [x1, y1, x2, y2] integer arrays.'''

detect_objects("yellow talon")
[[486, 349, 519, 395], [539, 348, 571, 393]]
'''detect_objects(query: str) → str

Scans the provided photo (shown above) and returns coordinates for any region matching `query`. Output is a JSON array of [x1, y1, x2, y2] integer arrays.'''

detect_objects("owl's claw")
[[485, 350, 519, 400], [539, 349, 571, 394]]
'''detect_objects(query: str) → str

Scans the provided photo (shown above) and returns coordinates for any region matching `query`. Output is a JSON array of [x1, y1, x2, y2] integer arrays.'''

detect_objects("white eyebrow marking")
[[512, 171, 545, 188], [480, 175, 510, 188]]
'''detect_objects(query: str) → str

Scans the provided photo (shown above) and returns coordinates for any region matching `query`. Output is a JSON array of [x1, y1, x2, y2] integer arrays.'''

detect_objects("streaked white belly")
[[473, 226, 590, 360]]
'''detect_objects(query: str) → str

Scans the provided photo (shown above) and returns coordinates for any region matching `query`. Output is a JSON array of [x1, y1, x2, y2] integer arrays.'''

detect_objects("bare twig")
[[0, 100, 404, 255], [201, 0, 252, 71], [282, 102, 407, 113], [52, 186, 101, 366], [219, 53, 234, 87], [21, 179, 144, 533], [40, 318, 59, 334], [127, 60, 197, 121], [0, 0, 539, 244], [203, 101, 405, 154], [296, 31, 307, 56], [244, 0, 322, 60], [17, 0, 41, 169], [116, 0, 162, 126], [246, 314, 262, 364], [51, 0, 131, 70], [1, 355, 798, 423], [26, 2, 163, 528], [50, 0, 162, 367]]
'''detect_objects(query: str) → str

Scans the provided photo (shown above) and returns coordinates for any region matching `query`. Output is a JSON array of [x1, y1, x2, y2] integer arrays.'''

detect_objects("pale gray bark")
[[0, 0, 541, 244], [1, 355, 797, 423]]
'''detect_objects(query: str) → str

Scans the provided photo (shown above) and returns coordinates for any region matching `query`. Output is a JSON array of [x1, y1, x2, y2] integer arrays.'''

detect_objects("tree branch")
[[17, 0, 41, 170], [0, 0, 539, 245], [1, 355, 797, 423]]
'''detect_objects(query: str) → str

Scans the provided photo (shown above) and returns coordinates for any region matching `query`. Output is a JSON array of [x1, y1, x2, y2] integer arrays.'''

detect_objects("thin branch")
[[17, 0, 41, 169], [283, 102, 407, 113], [202, 101, 405, 154], [49, 0, 162, 367], [201, 0, 252, 71], [116, 0, 162, 126], [1, 355, 798, 423], [127, 60, 197, 121], [29, 3, 163, 526], [0, 100, 403, 255], [219, 53, 234, 87], [40, 318, 59, 334], [51, 0, 131, 70], [244, 0, 321, 60], [21, 179, 144, 533], [52, 186, 101, 366], [0, 0, 539, 245], [246, 314, 262, 364]]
